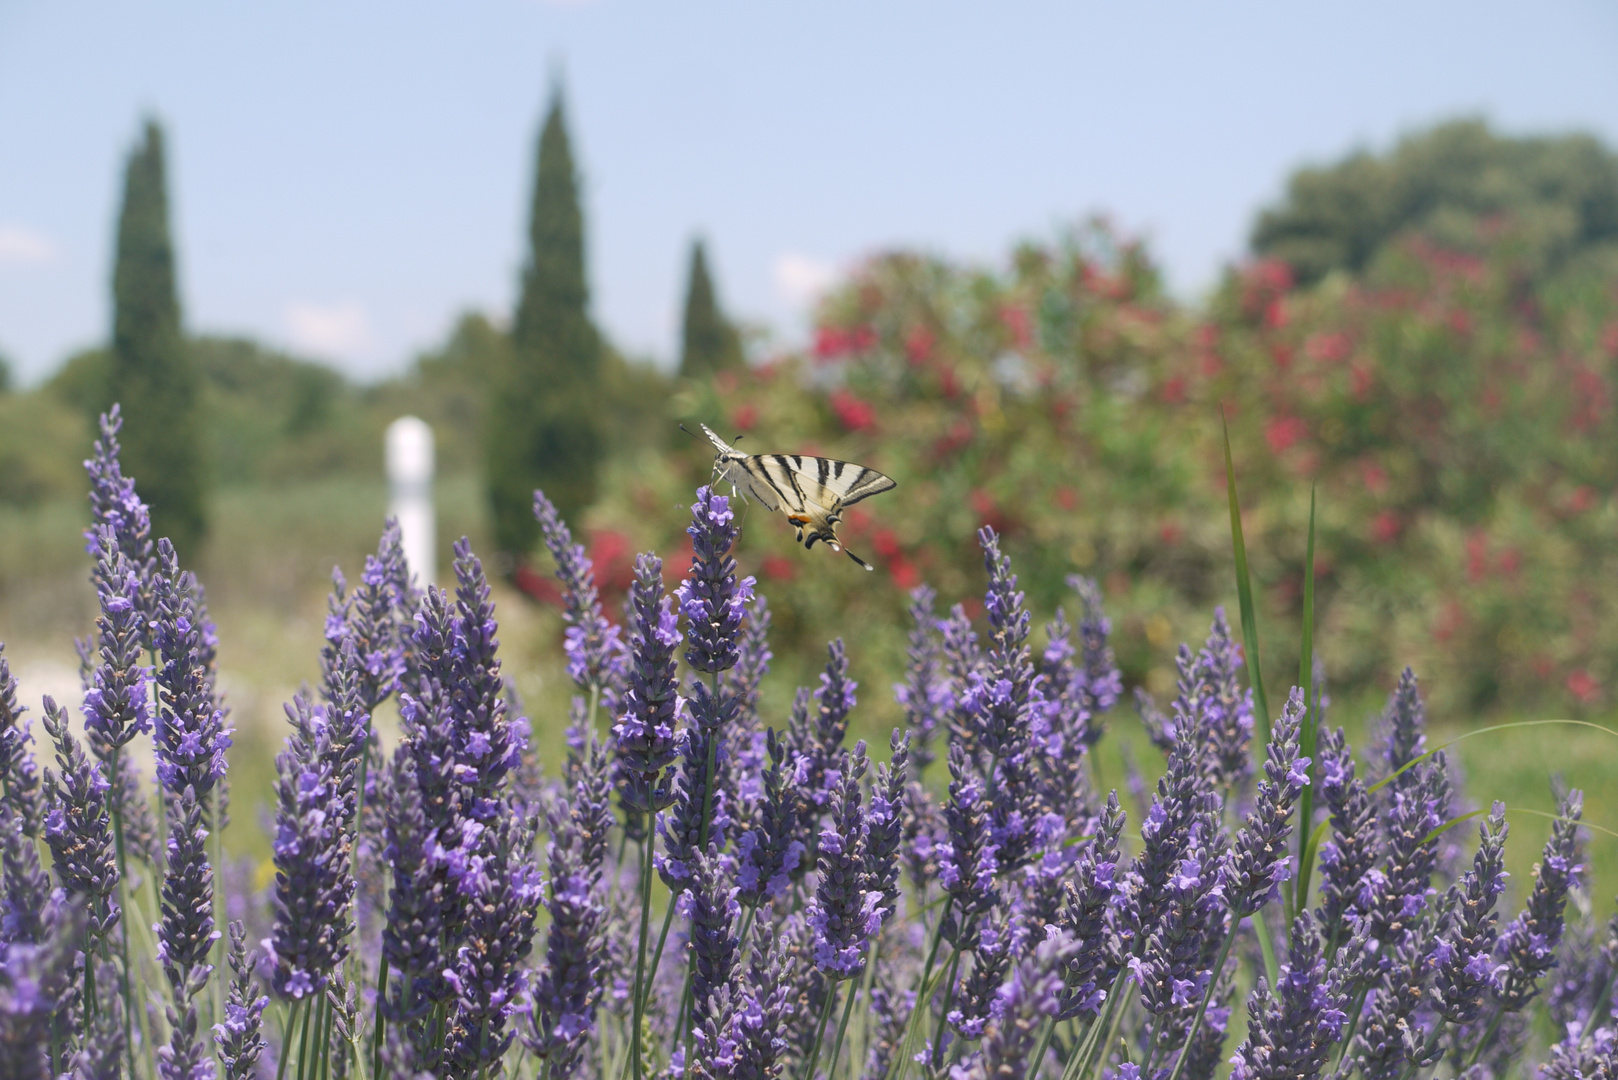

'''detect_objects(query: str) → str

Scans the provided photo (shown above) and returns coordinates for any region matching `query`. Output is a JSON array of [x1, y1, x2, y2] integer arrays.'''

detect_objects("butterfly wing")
[[746, 454, 896, 570], [700, 423, 783, 511]]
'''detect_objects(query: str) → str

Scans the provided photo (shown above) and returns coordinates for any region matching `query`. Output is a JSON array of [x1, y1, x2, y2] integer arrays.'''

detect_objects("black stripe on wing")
[[828, 464, 897, 508]]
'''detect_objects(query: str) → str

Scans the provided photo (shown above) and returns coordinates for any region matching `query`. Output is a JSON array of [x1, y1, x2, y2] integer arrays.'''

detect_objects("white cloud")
[[0, 224, 58, 265], [772, 251, 839, 308], [285, 300, 374, 360]]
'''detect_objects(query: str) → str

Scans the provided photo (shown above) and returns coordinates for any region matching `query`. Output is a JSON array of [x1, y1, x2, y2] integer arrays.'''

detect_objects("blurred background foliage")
[[3, 114, 1618, 749]]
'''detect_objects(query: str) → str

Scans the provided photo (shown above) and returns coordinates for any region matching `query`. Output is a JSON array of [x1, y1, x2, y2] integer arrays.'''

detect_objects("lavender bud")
[[809, 742, 882, 980], [1313, 726, 1377, 944], [1057, 790, 1126, 1020], [735, 729, 807, 908], [213, 921, 268, 1080], [83, 405, 157, 622], [0, 645, 42, 837], [613, 554, 682, 817], [1496, 788, 1583, 1011], [679, 486, 755, 675], [1068, 574, 1122, 735], [1223, 687, 1310, 918], [1429, 803, 1509, 1025], [40, 697, 119, 943], [895, 585, 951, 773], [535, 490, 629, 706], [1229, 915, 1347, 1080], [152, 540, 231, 813]]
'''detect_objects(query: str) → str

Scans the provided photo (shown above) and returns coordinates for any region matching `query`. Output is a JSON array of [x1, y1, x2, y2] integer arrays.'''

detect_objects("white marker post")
[[386, 416, 436, 590]]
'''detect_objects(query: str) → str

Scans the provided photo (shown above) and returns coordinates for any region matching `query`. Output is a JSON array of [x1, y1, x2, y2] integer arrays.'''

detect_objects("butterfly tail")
[[843, 546, 876, 572]]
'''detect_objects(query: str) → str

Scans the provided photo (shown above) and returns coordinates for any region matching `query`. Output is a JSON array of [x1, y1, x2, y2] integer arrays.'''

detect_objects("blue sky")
[[2, 2, 1615, 383]]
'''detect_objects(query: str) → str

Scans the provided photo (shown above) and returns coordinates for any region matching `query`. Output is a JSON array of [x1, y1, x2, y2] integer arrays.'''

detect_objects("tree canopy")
[[678, 238, 744, 379], [1252, 118, 1618, 285]]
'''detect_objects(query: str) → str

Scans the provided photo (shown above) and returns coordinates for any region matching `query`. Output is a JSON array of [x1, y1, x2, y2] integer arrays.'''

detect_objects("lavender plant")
[[1, 410, 1614, 1080]]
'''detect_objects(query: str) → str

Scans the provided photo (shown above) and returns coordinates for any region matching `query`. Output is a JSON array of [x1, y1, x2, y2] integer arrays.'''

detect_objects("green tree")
[[109, 118, 207, 555], [678, 238, 744, 378], [486, 86, 603, 560], [1252, 118, 1618, 285]]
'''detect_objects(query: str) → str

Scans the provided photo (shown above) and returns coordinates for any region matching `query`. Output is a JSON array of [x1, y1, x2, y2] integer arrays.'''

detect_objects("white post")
[[386, 416, 435, 590]]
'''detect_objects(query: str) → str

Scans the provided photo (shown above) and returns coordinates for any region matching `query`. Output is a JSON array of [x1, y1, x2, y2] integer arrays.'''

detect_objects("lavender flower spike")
[[84, 405, 157, 616], [690, 844, 741, 1026], [680, 485, 755, 675], [1069, 574, 1122, 732], [1224, 686, 1310, 918], [269, 695, 353, 1000], [83, 529, 154, 761], [951, 931, 1082, 1080], [894, 584, 951, 773], [535, 489, 628, 705], [613, 553, 682, 817], [809, 742, 882, 980], [152, 539, 231, 812], [1228, 915, 1348, 1080], [0, 645, 42, 837], [1429, 802, 1509, 1026], [156, 786, 218, 1080], [1057, 790, 1126, 1020], [40, 697, 120, 943], [213, 921, 268, 1080], [1496, 787, 1583, 1011]]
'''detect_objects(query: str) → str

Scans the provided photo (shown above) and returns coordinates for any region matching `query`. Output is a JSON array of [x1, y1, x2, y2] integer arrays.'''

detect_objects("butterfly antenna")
[[678, 423, 699, 440], [844, 547, 876, 572]]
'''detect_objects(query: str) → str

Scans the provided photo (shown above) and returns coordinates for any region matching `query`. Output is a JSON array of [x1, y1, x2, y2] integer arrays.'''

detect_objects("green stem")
[[888, 898, 953, 1080], [1332, 986, 1371, 1072], [1164, 930, 1237, 1080], [370, 952, 391, 1080], [825, 980, 861, 1080], [628, 833, 655, 1080], [1463, 1011, 1504, 1072], [1026, 1016, 1058, 1080], [278, 999, 303, 1080], [800, 984, 838, 1080], [930, 943, 965, 1071], [109, 748, 138, 1080], [297, 994, 315, 1080]]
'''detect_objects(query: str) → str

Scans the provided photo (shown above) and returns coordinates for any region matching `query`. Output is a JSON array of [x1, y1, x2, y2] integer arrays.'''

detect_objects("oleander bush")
[[0, 405, 1613, 1080]]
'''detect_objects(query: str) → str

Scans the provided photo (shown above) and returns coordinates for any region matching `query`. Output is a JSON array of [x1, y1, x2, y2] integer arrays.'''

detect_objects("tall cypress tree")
[[109, 118, 207, 556], [487, 86, 603, 559], [678, 238, 744, 379]]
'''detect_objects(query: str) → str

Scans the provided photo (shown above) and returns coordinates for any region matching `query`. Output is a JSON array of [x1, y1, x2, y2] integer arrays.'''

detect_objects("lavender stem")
[[1164, 928, 1238, 1080]]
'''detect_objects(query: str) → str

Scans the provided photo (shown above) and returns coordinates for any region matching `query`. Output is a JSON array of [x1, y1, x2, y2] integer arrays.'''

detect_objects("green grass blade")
[[1222, 411, 1271, 743], [1422, 805, 1617, 846], [1367, 719, 1618, 796], [1293, 485, 1318, 922]]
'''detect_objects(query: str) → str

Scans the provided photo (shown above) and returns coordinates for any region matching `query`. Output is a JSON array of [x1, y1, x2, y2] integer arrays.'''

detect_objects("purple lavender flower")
[[1496, 787, 1583, 1011], [724, 592, 773, 733], [39, 697, 119, 943], [895, 585, 952, 773], [1057, 790, 1126, 1020], [1429, 803, 1509, 1025], [83, 405, 157, 621], [0, 897, 80, 1078], [940, 602, 981, 688], [1126, 718, 1208, 952], [528, 735, 613, 1076], [902, 780, 944, 899], [1375, 668, 1427, 796], [1193, 608, 1255, 791], [951, 931, 1080, 1080], [1313, 725, 1377, 945], [1228, 915, 1348, 1080], [1068, 574, 1122, 738], [789, 639, 858, 820], [0, 645, 42, 837], [809, 742, 883, 980], [657, 684, 733, 889], [1223, 686, 1310, 918], [535, 489, 629, 708], [613, 553, 682, 819], [269, 695, 352, 1000], [324, 519, 412, 716], [939, 742, 1001, 949], [1347, 930, 1434, 1080], [156, 786, 218, 1080], [735, 728, 808, 907], [1357, 757, 1448, 952], [381, 748, 443, 1020], [948, 920, 1014, 1041], [0, 805, 53, 946], [865, 730, 910, 919], [444, 540, 522, 820], [82, 530, 154, 761], [213, 921, 268, 1080], [692, 919, 795, 1080], [680, 486, 755, 676], [690, 844, 741, 1026], [442, 814, 541, 1076], [152, 540, 231, 813]]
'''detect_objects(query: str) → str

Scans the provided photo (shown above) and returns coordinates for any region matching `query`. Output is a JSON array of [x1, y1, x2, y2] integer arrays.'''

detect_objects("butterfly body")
[[699, 423, 896, 570]]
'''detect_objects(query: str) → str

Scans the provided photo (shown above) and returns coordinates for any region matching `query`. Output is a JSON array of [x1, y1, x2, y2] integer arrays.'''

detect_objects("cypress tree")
[[678, 238, 744, 379], [109, 118, 207, 556], [487, 86, 603, 559]]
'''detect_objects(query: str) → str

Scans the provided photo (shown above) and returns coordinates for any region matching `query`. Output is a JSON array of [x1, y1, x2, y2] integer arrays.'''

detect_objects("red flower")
[[1360, 460, 1388, 496], [1159, 521, 1182, 545], [813, 326, 850, 361], [1264, 298, 1289, 330], [1568, 486, 1598, 515], [939, 367, 961, 398], [1567, 669, 1600, 704], [1370, 510, 1402, 544], [872, 528, 902, 560], [730, 402, 758, 432], [999, 304, 1033, 350], [1350, 363, 1375, 400], [969, 489, 997, 518], [1270, 343, 1294, 370], [1602, 321, 1618, 360], [1055, 487, 1078, 512], [889, 557, 920, 591], [830, 389, 877, 432], [905, 327, 935, 365], [1161, 375, 1187, 404], [1304, 331, 1351, 364], [762, 554, 795, 582], [1265, 416, 1307, 454], [1498, 547, 1521, 578], [1433, 600, 1464, 642]]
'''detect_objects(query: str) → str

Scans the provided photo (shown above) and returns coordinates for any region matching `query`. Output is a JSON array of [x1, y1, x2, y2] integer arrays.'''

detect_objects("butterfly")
[[697, 423, 897, 570]]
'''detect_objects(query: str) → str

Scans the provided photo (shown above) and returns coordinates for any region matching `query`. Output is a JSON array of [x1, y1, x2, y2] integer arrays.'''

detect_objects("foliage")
[[108, 118, 208, 557], [679, 239, 745, 379], [487, 85, 606, 559], [1252, 118, 1618, 286]]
